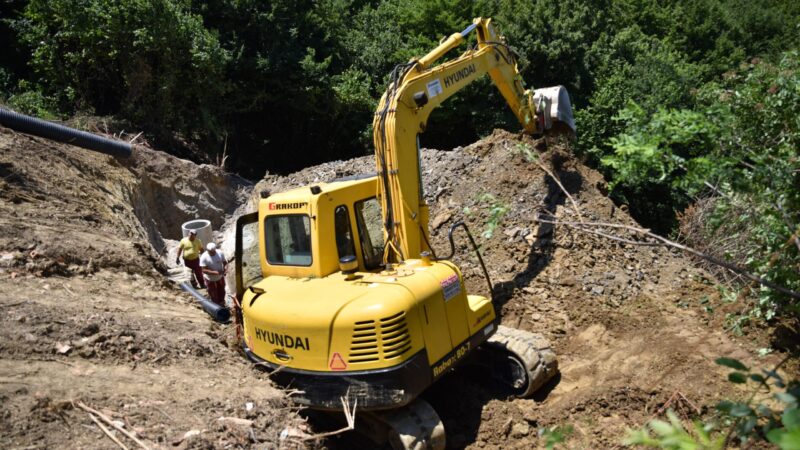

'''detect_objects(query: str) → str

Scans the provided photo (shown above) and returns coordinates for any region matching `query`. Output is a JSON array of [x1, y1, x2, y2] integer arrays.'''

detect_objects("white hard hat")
[[206, 243, 216, 251]]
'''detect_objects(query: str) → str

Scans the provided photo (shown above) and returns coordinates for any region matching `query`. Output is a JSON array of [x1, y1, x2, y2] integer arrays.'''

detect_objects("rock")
[[591, 286, 605, 295], [54, 342, 72, 355], [431, 211, 452, 230], [559, 277, 577, 287], [503, 227, 522, 240], [217, 416, 253, 426], [175, 429, 201, 444], [511, 421, 530, 438], [79, 323, 100, 337]]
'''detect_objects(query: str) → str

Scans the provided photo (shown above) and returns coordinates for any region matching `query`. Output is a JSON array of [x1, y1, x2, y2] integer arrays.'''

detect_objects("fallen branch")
[[536, 216, 800, 300], [2, 300, 27, 308], [530, 159, 584, 224], [87, 412, 129, 450], [75, 402, 149, 450], [254, 361, 287, 376], [653, 391, 701, 418], [297, 394, 357, 441]]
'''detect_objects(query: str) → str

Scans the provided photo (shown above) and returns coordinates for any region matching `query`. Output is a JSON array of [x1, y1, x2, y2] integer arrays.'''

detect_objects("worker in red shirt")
[[200, 243, 228, 307]]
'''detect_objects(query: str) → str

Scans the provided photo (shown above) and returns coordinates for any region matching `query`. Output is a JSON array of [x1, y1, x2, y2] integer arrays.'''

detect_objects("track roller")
[[484, 325, 558, 397], [363, 398, 446, 450]]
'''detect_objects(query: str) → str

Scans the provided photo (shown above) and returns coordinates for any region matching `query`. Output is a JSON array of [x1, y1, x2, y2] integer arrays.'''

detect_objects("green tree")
[[16, 0, 230, 144]]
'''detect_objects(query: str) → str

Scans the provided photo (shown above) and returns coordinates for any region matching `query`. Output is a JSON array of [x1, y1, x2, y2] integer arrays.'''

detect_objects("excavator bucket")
[[533, 85, 576, 133]]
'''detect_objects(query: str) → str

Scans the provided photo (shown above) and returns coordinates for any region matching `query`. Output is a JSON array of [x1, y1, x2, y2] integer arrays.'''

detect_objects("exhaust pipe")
[[0, 108, 132, 159], [179, 282, 231, 323]]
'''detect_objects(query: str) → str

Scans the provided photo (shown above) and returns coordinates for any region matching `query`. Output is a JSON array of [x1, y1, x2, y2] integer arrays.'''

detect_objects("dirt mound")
[[253, 129, 777, 448], [0, 127, 250, 278], [0, 128, 310, 449]]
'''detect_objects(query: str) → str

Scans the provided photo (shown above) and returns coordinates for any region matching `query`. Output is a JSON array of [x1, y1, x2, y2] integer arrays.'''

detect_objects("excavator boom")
[[373, 17, 575, 262]]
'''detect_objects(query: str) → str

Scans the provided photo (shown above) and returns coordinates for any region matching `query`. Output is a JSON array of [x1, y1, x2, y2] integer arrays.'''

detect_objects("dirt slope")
[[0, 128, 307, 449], [0, 124, 781, 449]]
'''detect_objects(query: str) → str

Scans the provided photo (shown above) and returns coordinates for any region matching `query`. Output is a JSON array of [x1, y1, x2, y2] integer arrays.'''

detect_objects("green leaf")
[[649, 419, 675, 437], [777, 393, 798, 405], [768, 428, 800, 450], [716, 357, 749, 371], [728, 372, 748, 384], [729, 403, 753, 418], [716, 400, 734, 413], [750, 374, 766, 383], [784, 408, 800, 431]]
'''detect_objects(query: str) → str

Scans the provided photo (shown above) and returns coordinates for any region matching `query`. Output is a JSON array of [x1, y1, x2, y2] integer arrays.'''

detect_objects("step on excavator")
[[233, 17, 575, 450]]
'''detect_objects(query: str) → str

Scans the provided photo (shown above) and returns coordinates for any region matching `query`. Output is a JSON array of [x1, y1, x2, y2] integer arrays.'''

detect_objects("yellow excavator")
[[233, 17, 575, 449]]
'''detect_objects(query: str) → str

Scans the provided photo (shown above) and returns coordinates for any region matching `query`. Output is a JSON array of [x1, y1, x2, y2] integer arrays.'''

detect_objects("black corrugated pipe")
[[0, 108, 132, 159], [180, 282, 231, 323]]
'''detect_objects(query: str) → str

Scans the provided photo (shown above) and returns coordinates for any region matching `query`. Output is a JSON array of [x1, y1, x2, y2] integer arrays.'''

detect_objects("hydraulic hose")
[[179, 282, 231, 323], [0, 108, 132, 159]]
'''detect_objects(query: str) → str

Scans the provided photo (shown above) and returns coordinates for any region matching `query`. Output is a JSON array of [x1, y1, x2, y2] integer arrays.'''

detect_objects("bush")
[[602, 51, 800, 316], [17, 0, 230, 143]]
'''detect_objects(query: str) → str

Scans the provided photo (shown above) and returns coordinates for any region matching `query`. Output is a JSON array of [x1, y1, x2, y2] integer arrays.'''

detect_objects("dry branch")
[[527, 156, 585, 224], [536, 216, 800, 300], [87, 412, 129, 450], [297, 394, 357, 441], [75, 402, 149, 450]]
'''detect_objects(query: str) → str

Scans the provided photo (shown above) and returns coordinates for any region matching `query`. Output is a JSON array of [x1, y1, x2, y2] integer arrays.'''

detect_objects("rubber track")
[[379, 398, 446, 450], [486, 325, 558, 397]]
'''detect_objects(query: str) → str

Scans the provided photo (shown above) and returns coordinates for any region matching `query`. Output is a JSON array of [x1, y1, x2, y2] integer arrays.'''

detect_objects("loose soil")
[[1, 125, 791, 449]]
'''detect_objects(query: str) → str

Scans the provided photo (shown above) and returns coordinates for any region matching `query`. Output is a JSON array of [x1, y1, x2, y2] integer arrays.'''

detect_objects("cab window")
[[265, 215, 312, 266], [334, 206, 356, 259], [355, 198, 384, 270]]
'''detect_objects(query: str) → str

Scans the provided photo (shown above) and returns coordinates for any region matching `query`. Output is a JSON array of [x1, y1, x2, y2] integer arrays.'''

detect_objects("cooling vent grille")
[[347, 311, 411, 364]]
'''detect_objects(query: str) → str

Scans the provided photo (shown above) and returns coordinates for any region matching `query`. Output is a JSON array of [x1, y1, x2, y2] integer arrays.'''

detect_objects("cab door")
[[235, 212, 263, 299]]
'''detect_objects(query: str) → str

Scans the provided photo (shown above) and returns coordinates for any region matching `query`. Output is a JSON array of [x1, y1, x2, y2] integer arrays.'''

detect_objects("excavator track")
[[484, 325, 558, 397], [361, 398, 446, 450]]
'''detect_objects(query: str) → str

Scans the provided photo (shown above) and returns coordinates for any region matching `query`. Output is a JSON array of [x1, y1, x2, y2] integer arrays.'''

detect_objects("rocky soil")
[[1, 124, 789, 449]]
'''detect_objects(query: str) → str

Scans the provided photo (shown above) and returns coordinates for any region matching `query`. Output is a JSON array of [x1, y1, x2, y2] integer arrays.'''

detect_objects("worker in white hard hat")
[[176, 229, 205, 289], [200, 242, 228, 307]]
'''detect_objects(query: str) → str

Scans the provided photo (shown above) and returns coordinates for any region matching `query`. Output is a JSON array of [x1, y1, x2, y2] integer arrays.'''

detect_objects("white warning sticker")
[[427, 79, 443, 98], [441, 274, 461, 301]]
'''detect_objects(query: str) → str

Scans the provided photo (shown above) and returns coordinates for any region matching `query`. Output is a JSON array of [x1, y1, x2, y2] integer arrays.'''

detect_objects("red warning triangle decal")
[[329, 352, 347, 371]]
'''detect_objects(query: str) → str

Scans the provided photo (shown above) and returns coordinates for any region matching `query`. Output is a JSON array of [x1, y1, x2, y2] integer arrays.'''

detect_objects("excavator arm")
[[373, 17, 575, 263]]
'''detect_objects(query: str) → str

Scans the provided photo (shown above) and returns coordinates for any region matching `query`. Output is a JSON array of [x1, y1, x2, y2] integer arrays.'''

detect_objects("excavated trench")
[[124, 146, 252, 257]]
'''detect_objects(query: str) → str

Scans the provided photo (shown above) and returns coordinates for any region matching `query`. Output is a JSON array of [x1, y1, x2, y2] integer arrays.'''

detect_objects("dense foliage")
[[2, 0, 797, 175], [604, 52, 800, 317]]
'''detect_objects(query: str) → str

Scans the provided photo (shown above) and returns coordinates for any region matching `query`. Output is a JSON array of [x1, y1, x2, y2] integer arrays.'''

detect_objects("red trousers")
[[183, 258, 205, 288], [205, 278, 226, 307]]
